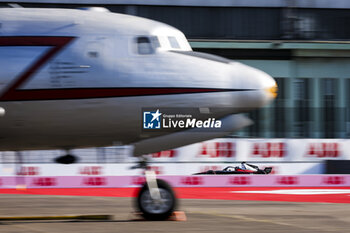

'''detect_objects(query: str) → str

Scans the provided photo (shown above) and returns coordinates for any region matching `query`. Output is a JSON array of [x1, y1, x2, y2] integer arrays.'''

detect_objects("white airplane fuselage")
[[0, 8, 276, 153]]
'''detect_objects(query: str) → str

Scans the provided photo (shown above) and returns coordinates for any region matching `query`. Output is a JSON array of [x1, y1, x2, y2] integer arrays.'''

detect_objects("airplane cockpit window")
[[137, 37, 153, 54], [168, 36, 180, 49], [150, 36, 160, 49]]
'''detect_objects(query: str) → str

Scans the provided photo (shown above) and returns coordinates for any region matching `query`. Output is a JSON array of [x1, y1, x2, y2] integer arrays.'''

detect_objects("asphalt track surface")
[[0, 188, 350, 233]]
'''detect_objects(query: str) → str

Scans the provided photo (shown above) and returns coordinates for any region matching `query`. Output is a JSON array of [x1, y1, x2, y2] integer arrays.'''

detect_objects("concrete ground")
[[0, 194, 349, 233]]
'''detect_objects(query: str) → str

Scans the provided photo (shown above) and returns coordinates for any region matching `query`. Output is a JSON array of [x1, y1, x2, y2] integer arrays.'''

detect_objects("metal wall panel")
[[137, 6, 281, 39]]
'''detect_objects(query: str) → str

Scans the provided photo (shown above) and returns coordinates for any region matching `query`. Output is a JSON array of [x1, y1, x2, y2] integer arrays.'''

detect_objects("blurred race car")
[[194, 162, 272, 175]]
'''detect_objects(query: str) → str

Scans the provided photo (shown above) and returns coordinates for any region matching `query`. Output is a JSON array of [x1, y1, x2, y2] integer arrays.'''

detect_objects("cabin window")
[[136, 37, 153, 54], [168, 36, 180, 49], [150, 36, 160, 48]]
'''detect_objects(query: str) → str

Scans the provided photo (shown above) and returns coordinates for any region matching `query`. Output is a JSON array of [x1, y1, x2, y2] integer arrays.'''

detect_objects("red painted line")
[[0, 188, 138, 197], [176, 187, 350, 203], [0, 187, 349, 203]]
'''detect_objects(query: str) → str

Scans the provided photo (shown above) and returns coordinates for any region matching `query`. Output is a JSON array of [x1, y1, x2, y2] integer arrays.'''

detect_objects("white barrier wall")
[[0, 138, 346, 162], [0, 138, 347, 177], [0, 162, 324, 176]]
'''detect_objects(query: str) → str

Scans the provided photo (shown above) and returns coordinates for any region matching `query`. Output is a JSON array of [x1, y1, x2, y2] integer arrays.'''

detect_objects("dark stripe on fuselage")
[[0, 87, 255, 101], [0, 36, 76, 101]]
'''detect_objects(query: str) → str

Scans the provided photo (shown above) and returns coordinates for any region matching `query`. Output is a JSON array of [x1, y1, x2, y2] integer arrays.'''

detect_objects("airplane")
[[0, 7, 277, 220]]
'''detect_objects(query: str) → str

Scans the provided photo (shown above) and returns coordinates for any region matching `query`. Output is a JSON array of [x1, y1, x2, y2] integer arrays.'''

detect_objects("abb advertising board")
[[146, 138, 348, 162], [0, 161, 324, 177], [0, 139, 347, 163], [0, 175, 349, 189]]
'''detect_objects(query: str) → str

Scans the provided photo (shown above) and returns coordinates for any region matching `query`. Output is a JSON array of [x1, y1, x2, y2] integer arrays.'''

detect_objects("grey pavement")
[[0, 194, 349, 233]]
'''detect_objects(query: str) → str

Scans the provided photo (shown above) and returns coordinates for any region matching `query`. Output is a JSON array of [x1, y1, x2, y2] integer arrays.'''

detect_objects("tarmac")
[[0, 194, 349, 233]]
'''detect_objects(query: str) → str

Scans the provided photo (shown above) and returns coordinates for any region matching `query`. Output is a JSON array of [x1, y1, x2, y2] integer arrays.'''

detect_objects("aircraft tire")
[[136, 179, 176, 221]]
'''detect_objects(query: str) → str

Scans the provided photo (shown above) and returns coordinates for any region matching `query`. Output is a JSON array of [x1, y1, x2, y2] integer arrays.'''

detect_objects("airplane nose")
[[258, 70, 278, 100], [234, 62, 277, 107], [254, 69, 277, 105], [265, 81, 278, 99]]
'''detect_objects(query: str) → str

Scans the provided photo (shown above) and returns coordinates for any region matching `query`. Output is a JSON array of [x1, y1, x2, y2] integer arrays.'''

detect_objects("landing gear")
[[132, 157, 177, 220], [136, 178, 176, 220]]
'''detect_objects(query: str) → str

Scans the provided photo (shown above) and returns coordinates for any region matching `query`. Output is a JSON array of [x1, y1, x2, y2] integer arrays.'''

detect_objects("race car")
[[194, 162, 272, 175]]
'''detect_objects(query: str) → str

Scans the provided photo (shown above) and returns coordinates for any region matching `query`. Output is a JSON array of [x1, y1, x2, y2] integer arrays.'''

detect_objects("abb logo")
[[228, 176, 251, 185], [276, 176, 299, 185], [323, 176, 345, 185], [79, 166, 102, 175], [83, 177, 106, 186], [251, 142, 286, 158], [32, 177, 57, 186], [146, 166, 163, 175], [131, 177, 146, 186], [17, 166, 39, 176], [150, 150, 177, 158], [306, 143, 340, 158], [180, 176, 203, 185], [199, 166, 222, 173], [199, 142, 235, 158]]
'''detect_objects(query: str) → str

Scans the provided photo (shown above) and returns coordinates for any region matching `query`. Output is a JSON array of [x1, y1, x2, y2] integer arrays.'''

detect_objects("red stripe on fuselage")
[[0, 36, 75, 101], [0, 36, 249, 101]]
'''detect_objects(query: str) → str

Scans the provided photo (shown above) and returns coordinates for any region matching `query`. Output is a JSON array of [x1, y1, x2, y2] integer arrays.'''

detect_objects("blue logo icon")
[[143, 109, 162, 129]]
